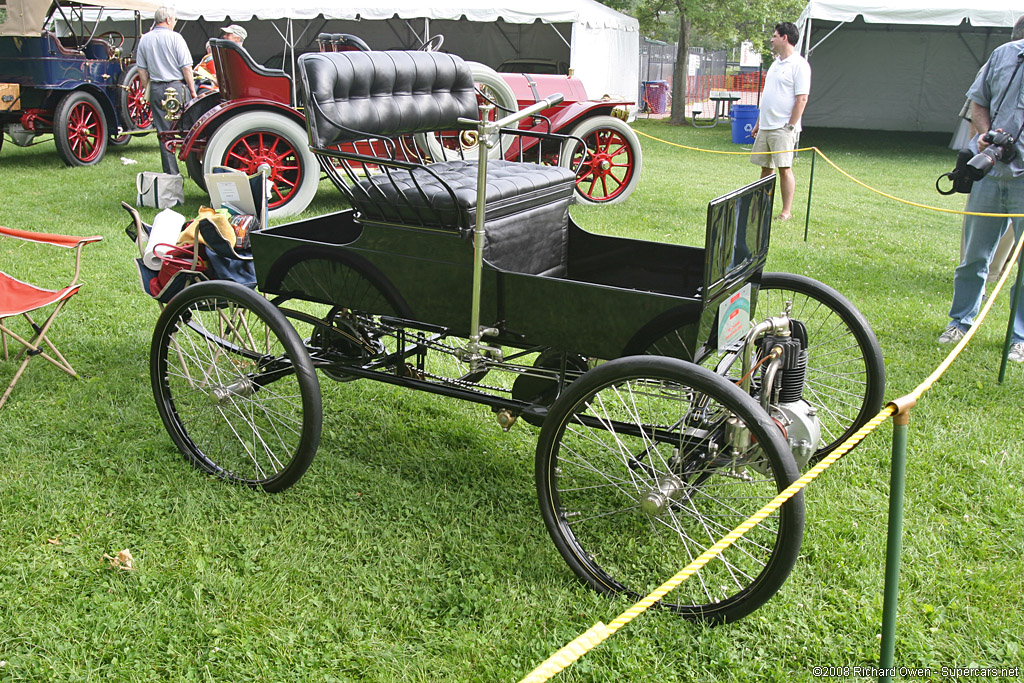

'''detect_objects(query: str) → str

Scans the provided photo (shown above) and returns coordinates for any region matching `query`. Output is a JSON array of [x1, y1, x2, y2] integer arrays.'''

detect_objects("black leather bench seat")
[[298, 50, 577, 275], [355, 159, 576, 227]]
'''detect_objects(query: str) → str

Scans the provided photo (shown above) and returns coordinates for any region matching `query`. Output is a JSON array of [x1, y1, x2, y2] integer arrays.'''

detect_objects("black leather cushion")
[[355, 159, 577, 227], [482, 199, 572, 277], [298, 51, 478, 147]]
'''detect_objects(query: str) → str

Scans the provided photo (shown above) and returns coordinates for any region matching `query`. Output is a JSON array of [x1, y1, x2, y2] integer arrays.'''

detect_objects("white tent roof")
[[165, 0, 636, 32], [94, 0, 639, 104], [799, 0, 1021, 29]]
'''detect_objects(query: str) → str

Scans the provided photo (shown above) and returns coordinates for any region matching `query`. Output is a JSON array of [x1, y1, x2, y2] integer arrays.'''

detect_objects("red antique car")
[[162, 36, 642, 217]]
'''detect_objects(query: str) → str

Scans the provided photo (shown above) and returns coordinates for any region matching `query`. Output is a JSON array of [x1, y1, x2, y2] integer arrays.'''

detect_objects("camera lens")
[[966, 148, 998, 180]]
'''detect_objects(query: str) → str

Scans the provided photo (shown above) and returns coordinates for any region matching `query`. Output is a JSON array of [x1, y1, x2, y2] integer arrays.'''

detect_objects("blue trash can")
[[730, 105, 759, 144]]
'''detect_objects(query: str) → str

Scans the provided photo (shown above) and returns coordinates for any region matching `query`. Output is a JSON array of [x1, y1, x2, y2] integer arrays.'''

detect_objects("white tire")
[[203, 111, 318, 218], [560, 115, 643, 205]]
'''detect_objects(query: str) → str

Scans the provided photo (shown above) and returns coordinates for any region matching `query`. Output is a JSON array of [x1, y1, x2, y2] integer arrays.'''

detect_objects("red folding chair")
[[0, 226, 103, 410]]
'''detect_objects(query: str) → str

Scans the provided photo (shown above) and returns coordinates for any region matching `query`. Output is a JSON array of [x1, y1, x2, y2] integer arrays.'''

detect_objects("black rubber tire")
[[151, 281, 322, 492], [756, 272, 885, 463], [54, 91, 108, 166], [203, 111, 318, 218], [560, 115, 642, 205], [536, 355, 804, 624], [186, 152, 207, 193], [109, 132, 131, 147]]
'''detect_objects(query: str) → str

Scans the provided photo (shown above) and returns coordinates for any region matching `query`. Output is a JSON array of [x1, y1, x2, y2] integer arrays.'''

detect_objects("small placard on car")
[[718, 283, 751, 351], [0, 83, 20, 111]]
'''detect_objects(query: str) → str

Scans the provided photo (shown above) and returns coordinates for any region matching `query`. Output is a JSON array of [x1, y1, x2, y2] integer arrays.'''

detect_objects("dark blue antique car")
[[0, 0, 154, 165]]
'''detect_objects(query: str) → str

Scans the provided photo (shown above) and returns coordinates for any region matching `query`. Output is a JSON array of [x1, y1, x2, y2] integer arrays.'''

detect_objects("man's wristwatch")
[[784, 123, 795, 132]]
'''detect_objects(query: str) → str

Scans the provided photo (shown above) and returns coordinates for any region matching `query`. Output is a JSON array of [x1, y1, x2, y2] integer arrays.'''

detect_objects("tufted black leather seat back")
[[298, 51, 479, 148]]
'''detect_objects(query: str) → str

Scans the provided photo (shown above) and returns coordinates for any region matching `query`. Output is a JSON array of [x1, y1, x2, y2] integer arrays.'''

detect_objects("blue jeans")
[[949, 174, 1024, 343]]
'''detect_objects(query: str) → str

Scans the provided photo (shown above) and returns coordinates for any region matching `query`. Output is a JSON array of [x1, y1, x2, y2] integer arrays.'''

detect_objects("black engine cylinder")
[[759, 332, 809, 403]]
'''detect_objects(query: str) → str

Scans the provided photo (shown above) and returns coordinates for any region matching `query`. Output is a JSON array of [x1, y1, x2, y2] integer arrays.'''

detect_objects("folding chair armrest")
[[1, 225, 103, 289], [0, 225, 103, 248]]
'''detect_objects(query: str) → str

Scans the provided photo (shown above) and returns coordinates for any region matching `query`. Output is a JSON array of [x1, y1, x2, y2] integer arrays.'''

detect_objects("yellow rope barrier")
[[634, 128, 811, 156], [516, 146, 1024, 682], [634, 129, 1024, 218]]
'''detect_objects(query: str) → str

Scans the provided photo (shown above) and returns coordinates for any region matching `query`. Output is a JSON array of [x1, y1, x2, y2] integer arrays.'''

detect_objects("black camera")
[[936, 131, 1018, 195], [966, 130, 1018, 179], [936, 148, 975, 195]]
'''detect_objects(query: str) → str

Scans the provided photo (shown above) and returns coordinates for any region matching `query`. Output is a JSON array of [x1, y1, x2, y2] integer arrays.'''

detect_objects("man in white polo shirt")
[[750, 22, 811, 221]]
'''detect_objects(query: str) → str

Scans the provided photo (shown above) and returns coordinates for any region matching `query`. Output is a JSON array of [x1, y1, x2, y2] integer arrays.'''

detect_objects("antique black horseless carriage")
[[147, 51, 885, 623]]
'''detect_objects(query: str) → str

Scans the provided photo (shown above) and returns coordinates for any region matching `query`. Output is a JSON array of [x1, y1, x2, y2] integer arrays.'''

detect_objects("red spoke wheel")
[[54, 91, 108, 166], [119, 64, 153, 131], [560, 115, 643, 205], [204, 111, 318, 218]]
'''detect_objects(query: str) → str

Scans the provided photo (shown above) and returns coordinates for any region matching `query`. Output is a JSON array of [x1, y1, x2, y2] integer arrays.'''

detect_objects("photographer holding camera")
[[939, 38, 1024, 362]]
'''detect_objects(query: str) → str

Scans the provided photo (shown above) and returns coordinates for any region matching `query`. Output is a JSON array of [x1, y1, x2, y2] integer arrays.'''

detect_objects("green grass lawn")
[[0, 123, 1021, 682]]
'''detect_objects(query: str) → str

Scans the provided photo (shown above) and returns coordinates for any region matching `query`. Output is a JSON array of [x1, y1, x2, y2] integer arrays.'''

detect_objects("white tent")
[[797, 0, 1020, 132], [97, 0, 639, 102]]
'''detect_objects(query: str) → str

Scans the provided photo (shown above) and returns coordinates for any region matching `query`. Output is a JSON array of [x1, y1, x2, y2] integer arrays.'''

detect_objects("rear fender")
[[181, 99, 305, 159], [46, 85, 120, 133], [543, 101, 622, 133], [508, 102, 623, 158]]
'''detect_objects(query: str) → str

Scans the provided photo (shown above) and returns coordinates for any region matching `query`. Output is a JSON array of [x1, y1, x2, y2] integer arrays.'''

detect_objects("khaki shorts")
[[750, 128, 799, 168]]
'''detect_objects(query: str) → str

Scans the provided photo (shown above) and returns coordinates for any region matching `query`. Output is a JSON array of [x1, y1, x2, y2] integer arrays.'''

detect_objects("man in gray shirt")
[[939, 37, 1024, 362], [136, 6, 196, 174]]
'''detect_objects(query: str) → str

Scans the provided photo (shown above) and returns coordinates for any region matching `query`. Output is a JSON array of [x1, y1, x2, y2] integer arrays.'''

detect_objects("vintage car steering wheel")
[[419, 34, 444, 52], [98, 31, 125, 51]]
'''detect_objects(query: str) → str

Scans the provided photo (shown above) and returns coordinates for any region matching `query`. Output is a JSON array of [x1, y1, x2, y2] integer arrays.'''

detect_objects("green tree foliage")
[[618, 0, 806, 124]]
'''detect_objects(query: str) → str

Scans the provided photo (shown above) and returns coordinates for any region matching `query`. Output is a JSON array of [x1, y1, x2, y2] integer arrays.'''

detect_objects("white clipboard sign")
[[205, 170, 258, 216]]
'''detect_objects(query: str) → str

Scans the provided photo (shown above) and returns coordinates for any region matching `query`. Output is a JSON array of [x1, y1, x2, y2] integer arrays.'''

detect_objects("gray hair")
[[1013, 14, 1024, 41], [154, 6, 176, 24]]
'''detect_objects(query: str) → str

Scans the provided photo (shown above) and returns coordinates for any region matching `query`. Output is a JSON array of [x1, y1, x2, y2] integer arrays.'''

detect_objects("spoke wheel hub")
[[640, 474, 686, 517], [210, 376, 256, 404]]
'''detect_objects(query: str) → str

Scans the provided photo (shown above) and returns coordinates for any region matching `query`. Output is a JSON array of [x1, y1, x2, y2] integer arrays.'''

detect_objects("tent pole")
[[495, 22, 520, 52], [290, 18, 297, 106], [804, 148, 815, 242], [808, 20, 846, 54], [549, 22, 571, 49]]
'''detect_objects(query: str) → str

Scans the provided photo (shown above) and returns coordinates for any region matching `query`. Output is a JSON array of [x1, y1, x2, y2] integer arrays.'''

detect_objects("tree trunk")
[[669, 14, 691, 125]]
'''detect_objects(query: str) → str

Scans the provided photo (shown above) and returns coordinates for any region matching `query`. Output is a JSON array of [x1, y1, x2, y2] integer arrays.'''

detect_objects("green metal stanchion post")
[[878, 400, 912, 683], [804, 148, 815, 242], [998, 244, 1024, 383]]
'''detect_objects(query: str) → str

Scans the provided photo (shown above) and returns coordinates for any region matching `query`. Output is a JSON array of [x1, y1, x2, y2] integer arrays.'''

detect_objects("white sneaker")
[[1009, 343, 1024, 363], [938, 326, 966, 344]]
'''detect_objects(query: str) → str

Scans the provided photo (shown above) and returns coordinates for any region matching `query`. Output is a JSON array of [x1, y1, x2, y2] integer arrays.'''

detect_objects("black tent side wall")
[[803, 18, 1009, 132]]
